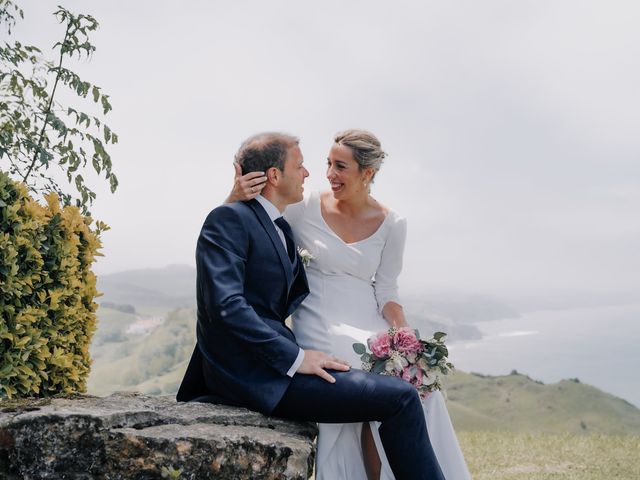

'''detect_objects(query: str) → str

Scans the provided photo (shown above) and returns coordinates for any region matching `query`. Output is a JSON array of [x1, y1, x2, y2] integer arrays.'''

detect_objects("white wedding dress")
[[284, 191, 471, 480]]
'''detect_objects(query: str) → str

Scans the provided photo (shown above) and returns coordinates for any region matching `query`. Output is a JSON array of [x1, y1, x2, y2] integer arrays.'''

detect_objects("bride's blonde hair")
[[334, 129, 386, 183]]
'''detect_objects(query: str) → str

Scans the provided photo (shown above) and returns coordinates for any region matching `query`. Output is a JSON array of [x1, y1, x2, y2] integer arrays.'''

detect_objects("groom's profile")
[[177, 132, 444, 479]]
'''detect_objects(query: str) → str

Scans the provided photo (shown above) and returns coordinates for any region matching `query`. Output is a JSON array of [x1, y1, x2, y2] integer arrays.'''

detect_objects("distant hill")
[[97, 265, 196, 312], [403, 292, 520, 324], [91, 266, 640, 435], [88, 305, 640, 435], [97, 265, 531, 342], [444, 371, 640, 435]]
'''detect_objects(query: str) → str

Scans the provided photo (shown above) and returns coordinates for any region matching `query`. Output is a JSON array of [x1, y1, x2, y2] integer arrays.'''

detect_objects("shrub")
[[0, 172, 107, 398]]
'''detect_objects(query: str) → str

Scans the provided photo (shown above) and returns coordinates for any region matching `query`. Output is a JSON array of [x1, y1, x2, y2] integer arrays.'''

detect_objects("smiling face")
[[326, 143, 373, 200], [278, 144, 309, 204]]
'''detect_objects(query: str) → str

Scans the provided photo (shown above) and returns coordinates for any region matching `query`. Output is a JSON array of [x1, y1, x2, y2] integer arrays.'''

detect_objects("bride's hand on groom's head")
[[297, 350, 351, 383], [226, 162, 267, 203]]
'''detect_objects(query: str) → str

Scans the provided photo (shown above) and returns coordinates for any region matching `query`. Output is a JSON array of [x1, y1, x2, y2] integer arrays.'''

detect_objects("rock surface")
[[0, 392, 317, 479]]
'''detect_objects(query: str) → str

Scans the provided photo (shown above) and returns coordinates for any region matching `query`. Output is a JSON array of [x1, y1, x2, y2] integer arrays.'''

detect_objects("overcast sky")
[[10, 0, 640, 305]]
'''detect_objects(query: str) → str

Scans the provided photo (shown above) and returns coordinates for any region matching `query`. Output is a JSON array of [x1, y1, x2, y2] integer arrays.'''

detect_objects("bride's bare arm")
[[225, 162, 268, 203], [382, 301, 410, 328]]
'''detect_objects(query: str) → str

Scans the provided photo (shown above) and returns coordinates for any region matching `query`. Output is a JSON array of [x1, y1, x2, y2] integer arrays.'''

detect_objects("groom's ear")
[[266, 167, 280, 185]]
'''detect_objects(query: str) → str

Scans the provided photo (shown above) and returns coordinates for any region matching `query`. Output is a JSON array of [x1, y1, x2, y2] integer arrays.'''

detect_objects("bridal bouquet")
[[353, 327, 454, 399]]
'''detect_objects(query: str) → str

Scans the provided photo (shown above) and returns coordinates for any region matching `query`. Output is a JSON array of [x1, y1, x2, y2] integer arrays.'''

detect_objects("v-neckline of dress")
[[317, 191, 390, 246]]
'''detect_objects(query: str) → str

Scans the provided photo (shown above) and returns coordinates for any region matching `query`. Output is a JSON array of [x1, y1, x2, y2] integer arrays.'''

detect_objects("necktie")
[[274, 216, 296, 263]]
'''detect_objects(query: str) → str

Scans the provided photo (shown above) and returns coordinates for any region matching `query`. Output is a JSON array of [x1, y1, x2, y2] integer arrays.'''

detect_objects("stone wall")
[[0, 392, 317, 479]]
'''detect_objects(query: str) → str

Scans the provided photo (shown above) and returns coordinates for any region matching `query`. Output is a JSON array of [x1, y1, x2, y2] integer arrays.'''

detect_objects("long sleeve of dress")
[[374, 214, 407, 314]]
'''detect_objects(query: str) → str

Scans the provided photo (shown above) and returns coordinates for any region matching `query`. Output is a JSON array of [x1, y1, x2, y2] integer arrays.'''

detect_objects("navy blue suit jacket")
[[177, 199, 309, 414]]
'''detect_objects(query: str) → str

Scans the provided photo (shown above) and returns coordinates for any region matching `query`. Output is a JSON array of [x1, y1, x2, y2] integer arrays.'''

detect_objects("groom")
[[177, 132, 444, 480]]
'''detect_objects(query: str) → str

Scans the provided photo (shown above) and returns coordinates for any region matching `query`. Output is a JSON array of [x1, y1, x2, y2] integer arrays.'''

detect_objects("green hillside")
[[88, 307, 194, 396], [444, 371, 640, 435]]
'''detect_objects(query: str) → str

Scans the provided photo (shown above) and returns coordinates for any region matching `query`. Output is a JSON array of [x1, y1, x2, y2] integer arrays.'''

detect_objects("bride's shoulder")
[[284, 190, 318, 224], [371, 197, 405, 225], [375, 203, 406, 240], [385, 209, 406, 232]]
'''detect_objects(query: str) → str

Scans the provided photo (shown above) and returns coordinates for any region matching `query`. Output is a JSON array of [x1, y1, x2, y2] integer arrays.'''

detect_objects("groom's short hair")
[[235, 132, 299, 175]]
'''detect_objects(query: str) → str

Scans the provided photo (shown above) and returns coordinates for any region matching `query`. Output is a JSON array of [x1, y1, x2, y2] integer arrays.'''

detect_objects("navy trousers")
[[272, 369, 445, 480]]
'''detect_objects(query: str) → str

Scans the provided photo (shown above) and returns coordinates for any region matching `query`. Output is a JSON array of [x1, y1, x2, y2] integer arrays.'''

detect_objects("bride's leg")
[[361, 422, 381, 480]]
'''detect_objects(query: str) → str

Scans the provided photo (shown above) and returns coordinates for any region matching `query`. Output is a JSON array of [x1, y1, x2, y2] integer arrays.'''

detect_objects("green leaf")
[[92, 86, 99, 102], [353, 343, 366, 355], [372, 361, 386, 374], [433, 332, 447, 342], [100, 95, 112, 114]]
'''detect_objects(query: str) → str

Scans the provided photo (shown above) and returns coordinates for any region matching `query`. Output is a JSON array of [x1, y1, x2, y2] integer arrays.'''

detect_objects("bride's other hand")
[[298, 350, 351, 383], [383, 301, 410, 328], [225, 162, 267, 203]]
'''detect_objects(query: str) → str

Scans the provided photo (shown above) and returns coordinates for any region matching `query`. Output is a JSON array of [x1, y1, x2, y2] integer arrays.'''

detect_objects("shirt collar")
[[255, 195, 281, 222]]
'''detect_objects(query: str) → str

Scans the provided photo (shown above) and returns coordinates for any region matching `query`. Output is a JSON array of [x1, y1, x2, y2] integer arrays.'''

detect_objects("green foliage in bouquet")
[[0, 172, 108, 398]]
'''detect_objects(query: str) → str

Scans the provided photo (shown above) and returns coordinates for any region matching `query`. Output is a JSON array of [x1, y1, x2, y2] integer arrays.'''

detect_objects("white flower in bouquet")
[[390, 351, 408, 372], [422, 371, 437, 386], [385, 359, 396, 374], [417, 357, 429, 370]]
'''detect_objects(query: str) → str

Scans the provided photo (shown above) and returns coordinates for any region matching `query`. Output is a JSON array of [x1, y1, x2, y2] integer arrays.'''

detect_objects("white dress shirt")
[[254, 195, 304, 377]]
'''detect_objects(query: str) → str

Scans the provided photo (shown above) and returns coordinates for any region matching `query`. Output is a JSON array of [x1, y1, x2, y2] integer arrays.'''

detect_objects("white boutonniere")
[[297, 247, 314, 268]]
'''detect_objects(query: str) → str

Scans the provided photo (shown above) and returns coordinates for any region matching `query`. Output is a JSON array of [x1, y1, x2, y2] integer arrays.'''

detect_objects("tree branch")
[[21, 21, 71, 184]]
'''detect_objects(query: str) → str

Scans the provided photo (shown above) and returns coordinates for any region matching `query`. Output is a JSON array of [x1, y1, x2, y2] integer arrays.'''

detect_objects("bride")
[[227, 129, 470, 480]]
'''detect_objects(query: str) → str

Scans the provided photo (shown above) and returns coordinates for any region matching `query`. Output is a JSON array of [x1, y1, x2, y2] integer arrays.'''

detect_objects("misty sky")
[[10, 0, 640, 303]]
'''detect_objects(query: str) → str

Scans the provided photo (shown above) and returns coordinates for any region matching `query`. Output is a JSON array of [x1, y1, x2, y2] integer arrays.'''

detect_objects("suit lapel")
[[287, 262, 310, 317], [246, 199, 294, 288]]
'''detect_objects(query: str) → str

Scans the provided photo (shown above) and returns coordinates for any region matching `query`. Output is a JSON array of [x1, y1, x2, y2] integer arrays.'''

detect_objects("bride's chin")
[[330, 186, 344, 197]]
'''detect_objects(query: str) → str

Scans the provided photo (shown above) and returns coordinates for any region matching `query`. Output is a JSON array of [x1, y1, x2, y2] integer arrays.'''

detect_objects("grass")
[[458, 431, 640, 479]]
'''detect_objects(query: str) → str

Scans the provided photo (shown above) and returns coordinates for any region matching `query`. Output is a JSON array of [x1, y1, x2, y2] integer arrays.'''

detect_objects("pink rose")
[[401, 366, 424, 389], [368, 331, 392, 358], [393, 327, 422, 355]]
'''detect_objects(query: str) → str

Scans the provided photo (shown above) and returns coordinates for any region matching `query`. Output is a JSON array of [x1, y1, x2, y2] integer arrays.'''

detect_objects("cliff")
[[0, 392, 317, 479]]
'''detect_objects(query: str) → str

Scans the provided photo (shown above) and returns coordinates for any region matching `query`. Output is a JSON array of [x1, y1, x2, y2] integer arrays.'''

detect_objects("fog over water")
[[11, 1, 640, 307], [450, 303, 640, 407]]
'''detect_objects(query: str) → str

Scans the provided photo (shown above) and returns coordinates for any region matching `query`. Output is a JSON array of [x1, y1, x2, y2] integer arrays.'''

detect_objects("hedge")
[[0, 171, 107, 398]]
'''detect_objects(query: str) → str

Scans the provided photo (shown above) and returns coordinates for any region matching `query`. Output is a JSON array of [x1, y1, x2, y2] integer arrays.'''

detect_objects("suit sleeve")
[[196, 205, 300, 376]]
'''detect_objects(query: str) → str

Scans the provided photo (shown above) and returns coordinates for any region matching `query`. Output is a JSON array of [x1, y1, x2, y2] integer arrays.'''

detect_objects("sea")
[[448, 303, 640, 408]]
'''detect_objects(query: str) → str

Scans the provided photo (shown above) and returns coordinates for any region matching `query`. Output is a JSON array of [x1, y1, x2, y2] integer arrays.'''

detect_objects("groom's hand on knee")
[[297, 350, 351, 383]]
